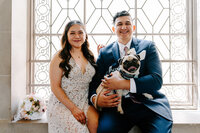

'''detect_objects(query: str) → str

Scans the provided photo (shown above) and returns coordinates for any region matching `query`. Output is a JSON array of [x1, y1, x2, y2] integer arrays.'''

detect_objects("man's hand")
[[102, 71, 130, 90], [96, 90, 120, 108]]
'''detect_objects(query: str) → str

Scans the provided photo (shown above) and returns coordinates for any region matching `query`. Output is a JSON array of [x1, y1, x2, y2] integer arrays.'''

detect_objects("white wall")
[[0, 0, 47, 132], [11, 0, 27, 117]]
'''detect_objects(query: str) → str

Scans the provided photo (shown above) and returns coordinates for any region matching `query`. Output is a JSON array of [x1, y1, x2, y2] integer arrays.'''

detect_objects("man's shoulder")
[[136, 38, 154, 45], [100, 41, 116, 52], [135, 38, 155, 50], [105, 41, 116, 48]]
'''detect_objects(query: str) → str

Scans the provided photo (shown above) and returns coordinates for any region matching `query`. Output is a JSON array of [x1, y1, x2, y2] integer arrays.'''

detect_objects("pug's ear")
[[138, 50, 146, 60], [135, 55, 140, 60], [128, 48, 136, 55]]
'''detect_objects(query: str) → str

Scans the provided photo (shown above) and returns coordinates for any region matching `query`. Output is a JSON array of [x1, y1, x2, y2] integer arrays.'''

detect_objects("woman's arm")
[[49, 53, 86, 124]]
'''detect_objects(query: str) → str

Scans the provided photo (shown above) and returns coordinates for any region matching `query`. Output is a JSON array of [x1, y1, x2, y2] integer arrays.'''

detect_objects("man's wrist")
[[92, 96, 96, 104], [90, 94, 97, 105], [120, 79, 131, 90], [130, 78, 136, 93]]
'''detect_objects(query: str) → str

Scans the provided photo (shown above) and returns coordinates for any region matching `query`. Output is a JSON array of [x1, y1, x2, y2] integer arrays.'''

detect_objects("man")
[[89, 10, 173, 133]]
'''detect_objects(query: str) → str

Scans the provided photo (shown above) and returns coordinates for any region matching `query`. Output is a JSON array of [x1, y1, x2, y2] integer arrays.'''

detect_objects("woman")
[[47, 20, 98, 133]]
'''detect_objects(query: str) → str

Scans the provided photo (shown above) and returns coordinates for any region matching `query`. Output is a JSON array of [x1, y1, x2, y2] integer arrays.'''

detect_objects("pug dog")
[[94, 48, 153, 114]]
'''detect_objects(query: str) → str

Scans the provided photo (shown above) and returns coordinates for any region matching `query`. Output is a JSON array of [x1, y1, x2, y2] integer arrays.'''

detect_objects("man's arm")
[[88, 64, 104, 105], [134, 42, 163, 94], [101, 42, 162, 95], [88, 48, 121, 107], [88, 49, 105, 105]]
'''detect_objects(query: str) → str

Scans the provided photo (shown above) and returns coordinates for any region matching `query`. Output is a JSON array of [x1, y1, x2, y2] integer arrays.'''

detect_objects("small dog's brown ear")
[[135, 54, 140, 60]]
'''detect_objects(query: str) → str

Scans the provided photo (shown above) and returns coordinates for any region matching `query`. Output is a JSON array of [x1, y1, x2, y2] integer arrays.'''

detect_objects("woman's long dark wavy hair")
[[59, 20, 96, 78]]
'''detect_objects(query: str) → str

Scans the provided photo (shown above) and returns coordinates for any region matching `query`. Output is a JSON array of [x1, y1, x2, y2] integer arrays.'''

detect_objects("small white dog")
[[94, 48, 153, 114]]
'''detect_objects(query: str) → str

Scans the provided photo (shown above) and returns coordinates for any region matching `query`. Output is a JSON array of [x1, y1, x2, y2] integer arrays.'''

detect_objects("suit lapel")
[[112, 41, 120, 62], [112, 38, 138, 62], [130, 37, 138, 52]]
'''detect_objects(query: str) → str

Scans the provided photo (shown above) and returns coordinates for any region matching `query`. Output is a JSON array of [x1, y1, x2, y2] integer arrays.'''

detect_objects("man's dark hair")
[[113, 10, 131, 24]]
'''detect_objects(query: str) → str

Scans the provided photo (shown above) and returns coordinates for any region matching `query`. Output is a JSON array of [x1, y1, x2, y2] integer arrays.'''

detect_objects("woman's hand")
[[71, 106, 86, 124], [97, 44, 105, 54]]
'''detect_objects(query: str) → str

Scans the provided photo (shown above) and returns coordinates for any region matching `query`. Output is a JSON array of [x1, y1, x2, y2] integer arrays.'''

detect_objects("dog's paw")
[[143, 93, 153, 99], [118, 106, 124, 114]]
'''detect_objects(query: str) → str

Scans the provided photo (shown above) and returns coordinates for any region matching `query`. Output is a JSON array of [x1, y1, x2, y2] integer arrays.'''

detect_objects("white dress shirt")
[[117, 39, 137, 93]]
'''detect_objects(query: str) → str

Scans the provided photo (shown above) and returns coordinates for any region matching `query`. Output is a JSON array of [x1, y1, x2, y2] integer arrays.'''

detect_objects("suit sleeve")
[[134, 42, 163, 94], [88, 50, 106, 105]]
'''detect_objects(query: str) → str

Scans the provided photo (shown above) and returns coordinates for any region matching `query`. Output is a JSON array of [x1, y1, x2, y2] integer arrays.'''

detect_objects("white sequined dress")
[[47, 58, 95, 133]]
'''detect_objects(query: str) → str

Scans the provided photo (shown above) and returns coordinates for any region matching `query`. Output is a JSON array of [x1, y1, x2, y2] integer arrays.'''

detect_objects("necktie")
[[124, 46, 129, 56]]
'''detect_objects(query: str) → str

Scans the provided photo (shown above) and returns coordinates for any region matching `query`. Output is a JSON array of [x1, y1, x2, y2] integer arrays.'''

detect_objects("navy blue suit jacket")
[[89, 38, 173, 121]]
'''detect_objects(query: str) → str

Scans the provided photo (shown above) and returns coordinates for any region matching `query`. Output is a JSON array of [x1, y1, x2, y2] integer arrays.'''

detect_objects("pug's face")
[[119, 54, 140, 74]]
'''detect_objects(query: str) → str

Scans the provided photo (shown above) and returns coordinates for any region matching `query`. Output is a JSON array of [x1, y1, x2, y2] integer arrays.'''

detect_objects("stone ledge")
[[9, 110, 200, 125], [10, 115, 47, 124]]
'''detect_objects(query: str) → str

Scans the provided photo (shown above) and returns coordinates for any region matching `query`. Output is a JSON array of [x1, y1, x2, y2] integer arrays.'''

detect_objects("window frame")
[[28, 0, 199, 110]]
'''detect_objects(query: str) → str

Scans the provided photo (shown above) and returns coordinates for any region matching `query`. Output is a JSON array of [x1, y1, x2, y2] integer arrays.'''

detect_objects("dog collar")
[[119, 69, 135, 80]]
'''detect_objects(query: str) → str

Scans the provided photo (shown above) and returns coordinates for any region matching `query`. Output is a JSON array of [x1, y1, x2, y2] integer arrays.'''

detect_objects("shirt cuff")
[[130, 78, 136, 93], [90, 94, 97, 105]]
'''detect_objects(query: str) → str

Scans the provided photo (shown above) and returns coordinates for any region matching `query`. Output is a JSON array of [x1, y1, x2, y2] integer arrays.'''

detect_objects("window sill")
[[9, 110, 200, 124], [172, 110, 200, 124], [10, 114, 47, 124]]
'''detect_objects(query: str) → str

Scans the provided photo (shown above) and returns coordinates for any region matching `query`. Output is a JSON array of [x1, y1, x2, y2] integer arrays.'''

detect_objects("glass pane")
[[171, 35, 191, 60], [161, 85, 197, 109], [137, 0, 169, 33], [162, 62, 194, 84], [32, 86, 51, 102], [88, 35, 117, 57], [31, 62, 50, 85], [86, 9, 113, 33], [137, 35, 191, 61], [136, 0, 186, 34], [51, 35, 62, 57], [34, 0, 51, 34], [170, 0, 186, 33], [34, 36, 50, 60]]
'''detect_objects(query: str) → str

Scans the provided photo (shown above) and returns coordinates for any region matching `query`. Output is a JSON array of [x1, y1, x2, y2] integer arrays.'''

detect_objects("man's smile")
[[120, 30, 129, 34]]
